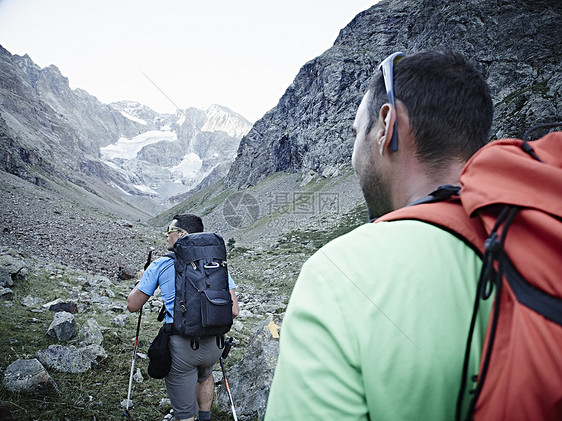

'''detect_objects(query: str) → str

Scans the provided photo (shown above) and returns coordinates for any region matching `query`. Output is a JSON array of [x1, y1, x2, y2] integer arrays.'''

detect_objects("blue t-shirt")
[[137, 256, 236, 324]]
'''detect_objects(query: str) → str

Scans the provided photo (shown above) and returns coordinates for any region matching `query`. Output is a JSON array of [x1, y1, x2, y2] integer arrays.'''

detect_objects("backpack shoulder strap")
[[157, 253, 176, 322], [376, 194, 487, 258]]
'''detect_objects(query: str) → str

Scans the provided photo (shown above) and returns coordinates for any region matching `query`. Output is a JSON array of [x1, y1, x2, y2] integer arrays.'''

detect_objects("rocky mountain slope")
[[0, 46, 251, 215], [226, 0, 562, 188]]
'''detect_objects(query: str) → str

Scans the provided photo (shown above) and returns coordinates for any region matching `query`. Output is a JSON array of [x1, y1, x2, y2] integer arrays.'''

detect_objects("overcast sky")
[[0, 0, 378, 122]]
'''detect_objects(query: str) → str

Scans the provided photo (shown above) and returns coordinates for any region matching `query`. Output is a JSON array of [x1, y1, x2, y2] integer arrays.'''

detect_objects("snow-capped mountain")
[[0, 45, 252, 216], [102, 103, 252, 212]]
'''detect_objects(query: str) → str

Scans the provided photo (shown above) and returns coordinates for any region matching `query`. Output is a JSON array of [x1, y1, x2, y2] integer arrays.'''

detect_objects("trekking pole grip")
[[144, 249, 154, 270], [222, 337, 233, 359]]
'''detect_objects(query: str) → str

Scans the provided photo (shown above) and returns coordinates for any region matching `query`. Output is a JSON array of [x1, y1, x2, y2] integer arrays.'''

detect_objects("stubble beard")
[[360, 166, 394, 220]]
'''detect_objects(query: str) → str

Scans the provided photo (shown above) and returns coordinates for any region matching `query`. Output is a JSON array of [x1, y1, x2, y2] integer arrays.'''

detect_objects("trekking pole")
[[219, 337, 238, 421], [122, 248, 154, 419]]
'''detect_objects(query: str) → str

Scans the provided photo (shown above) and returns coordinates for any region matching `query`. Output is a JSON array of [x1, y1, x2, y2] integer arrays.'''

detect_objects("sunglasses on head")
[[378, 52, 406, 151], [166, 226, 187, 234]]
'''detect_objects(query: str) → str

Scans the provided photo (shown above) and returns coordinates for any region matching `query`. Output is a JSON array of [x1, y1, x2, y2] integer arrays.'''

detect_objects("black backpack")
[[160, 232, 233, 349]]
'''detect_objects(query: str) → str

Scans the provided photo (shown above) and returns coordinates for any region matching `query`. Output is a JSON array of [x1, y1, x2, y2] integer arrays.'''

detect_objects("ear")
[[377, 103, 396, 156]]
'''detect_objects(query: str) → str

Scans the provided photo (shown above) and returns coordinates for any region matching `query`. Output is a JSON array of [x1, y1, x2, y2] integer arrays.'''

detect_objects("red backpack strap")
[[376, 197, 487, 257]]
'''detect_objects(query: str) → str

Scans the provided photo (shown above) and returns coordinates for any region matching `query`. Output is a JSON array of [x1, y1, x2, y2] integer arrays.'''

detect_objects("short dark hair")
[[173, 214, 204, 233], [366, 49, 493, 169]]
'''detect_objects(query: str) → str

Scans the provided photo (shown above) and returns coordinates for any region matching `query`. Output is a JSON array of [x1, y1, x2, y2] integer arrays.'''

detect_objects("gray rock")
[[21, 294, 45, 308], [112, 314, 129, 327], [118, 265, 137, 280], [0, 268, 12, 288], [0, 287, 14, 300], [133, 367, 143, 383], [80, 344, 108, 364], [121, 398, 133, 410], [43, 298, 64, 309], [232, 320, 243, 331], [2, 358, 58, 394], [218, 315, 281, 419], [49, 302, 79, 314], [35, 344, 107, 373], [0, 253, 25, 287], [46, 311, 76, 341], [78, 318, 104, 346]]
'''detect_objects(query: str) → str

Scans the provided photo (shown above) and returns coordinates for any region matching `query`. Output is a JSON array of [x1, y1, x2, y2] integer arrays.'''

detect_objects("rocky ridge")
[[226, 0, 562, 188]]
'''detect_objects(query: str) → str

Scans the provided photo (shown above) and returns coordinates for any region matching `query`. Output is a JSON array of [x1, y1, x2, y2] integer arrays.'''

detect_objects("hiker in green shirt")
[[265, 49, 494, 420]]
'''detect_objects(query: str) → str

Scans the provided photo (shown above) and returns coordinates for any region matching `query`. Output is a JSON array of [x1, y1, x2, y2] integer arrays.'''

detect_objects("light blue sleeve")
[[137, 257, 170, 296], [228, 273, 236, 289]]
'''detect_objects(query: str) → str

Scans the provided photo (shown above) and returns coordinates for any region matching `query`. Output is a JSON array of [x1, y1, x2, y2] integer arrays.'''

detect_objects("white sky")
[[0, 0, 378, 122]]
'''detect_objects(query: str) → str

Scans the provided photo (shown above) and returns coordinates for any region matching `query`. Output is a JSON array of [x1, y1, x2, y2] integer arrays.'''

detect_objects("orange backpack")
[[377, 125, 562, 420]]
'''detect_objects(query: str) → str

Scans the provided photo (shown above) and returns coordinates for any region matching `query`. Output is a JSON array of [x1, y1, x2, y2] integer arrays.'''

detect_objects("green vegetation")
[[0, 263, 235, 420]]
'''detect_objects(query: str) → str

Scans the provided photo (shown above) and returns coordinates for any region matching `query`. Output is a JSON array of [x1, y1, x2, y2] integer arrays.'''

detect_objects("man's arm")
[[230, 289, 239, 318], [127, 286, 150, 312], [127, 258, 166, 312]]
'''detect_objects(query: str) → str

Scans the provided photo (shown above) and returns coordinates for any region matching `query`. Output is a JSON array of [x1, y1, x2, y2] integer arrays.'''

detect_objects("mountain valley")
[[0, 0, 560, 419]]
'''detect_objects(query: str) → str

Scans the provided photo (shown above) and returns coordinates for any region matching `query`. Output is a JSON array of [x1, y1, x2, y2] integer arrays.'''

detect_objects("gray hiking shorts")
[[165, 335, 223, 419]]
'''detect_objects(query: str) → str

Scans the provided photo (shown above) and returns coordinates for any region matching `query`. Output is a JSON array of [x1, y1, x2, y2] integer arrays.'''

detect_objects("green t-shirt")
[[265, 220, 492, 420]]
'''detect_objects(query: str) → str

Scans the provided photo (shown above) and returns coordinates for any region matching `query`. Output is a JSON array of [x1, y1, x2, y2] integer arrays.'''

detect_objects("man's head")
[[352, 49, 493, 218], [166, 213, 204, 250]]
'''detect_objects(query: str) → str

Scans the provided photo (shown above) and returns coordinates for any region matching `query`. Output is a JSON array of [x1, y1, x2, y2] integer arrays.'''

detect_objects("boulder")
[[2, 358, 58, 394], [49, 302, 79, 314], [218, 315, 282, 419], [117, 264, 138, 280], [21, 295, 45, 308], [0, 268, 12, 288], [36, 344, 107, 373], [111, 314, 128, 327], [133, 367, 143, 383], [78, 318, 104, 346], [0, 253, 26, 287], [0, 287, 14, 300], [46, 311, 76, 341]]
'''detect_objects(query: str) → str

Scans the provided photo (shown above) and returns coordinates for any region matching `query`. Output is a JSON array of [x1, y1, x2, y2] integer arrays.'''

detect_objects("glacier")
[[100, 129, 177, 161], [100, 102, 252, 214]]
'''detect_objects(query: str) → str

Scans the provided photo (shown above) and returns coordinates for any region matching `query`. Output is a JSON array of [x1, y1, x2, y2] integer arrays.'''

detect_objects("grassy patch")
[[0, 263, 234, 421]]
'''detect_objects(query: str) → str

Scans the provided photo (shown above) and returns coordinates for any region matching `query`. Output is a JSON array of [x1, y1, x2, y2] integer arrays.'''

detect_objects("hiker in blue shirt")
[[128, 213, 239, 421]]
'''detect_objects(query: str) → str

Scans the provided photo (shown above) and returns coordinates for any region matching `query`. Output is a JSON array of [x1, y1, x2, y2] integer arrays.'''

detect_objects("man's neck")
[[392, 159, 466, 209]]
